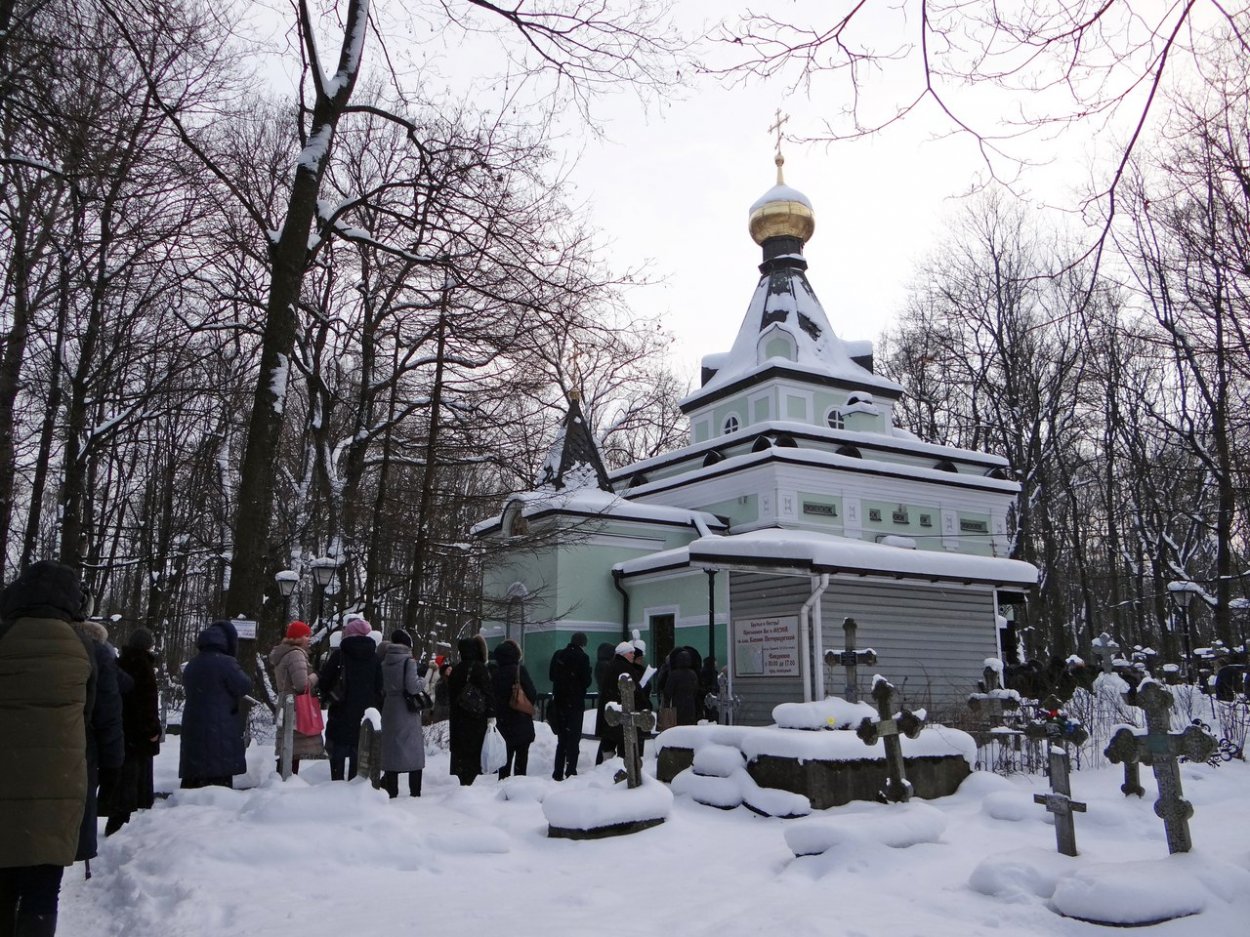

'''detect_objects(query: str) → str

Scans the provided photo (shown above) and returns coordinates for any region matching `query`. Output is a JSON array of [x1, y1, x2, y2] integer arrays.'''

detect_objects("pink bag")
[[293, 687, 324, 735]]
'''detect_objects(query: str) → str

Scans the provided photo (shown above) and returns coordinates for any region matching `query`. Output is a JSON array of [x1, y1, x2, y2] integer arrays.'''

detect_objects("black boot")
[[409, 770, 422, 797], [14, 912, 57, 937]]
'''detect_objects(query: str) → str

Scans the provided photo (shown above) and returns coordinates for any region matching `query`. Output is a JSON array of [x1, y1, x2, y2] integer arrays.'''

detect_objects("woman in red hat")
[[268, 621, 323, 774]]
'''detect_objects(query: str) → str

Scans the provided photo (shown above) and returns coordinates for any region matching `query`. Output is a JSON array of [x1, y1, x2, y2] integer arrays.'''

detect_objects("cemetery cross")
[[1104, 681, 1216, 854], [1091, 632, 1120, 676], [605, 673, 656, 788], [855, 675, 925, 803], [1032, 745, 1087, 856], [823, 617, 877, 703]]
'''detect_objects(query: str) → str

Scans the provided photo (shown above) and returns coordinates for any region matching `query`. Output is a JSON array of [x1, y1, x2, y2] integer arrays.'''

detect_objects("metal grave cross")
[[1104, 681, 1216, 854], [1091, 632, 1121, 675], [856, 676, 925, 803], [605, 673, 656, 788], [1033, 745, 1087, 856], [823, 617, 877, 703]]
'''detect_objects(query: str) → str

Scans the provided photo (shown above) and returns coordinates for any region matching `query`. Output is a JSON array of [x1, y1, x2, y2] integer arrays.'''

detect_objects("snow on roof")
[[681, 263, 903, 409], [472, 486, 724, 536], [614, 419, 1009, 480], [615, 528, 1036, 587], [622, 442, 1019, 501], [749, 183, 813, 213]]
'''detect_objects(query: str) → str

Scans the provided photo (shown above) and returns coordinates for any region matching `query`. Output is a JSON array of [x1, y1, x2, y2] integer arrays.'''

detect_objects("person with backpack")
[[318, 617, 382, 781], [379, 630, 426, 798], [447, 635, 494, 786], [548, 632, 591, 781]]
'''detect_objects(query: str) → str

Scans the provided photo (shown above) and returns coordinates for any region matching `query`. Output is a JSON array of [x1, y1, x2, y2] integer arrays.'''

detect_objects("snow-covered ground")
[[61, 723, 1250, 936]]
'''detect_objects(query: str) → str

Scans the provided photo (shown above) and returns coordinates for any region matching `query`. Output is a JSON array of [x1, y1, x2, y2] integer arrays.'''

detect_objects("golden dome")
[[748, 153, 815, 246]]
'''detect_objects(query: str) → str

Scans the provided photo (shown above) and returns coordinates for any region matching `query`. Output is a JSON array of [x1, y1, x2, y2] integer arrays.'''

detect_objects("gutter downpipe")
[[611, 568, 630, 641], [799, 573, 830, 703], [811, 573, 830, 700]]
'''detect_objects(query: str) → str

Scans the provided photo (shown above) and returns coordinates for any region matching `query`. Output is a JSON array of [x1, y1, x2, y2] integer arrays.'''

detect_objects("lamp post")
[[275, 569, 298, 621], [1167, 580, 1198, 684], [310, 555, 338, 630]]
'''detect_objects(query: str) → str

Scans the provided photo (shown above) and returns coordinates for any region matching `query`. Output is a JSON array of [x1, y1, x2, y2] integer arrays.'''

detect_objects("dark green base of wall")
[[657, 747, 970, 810]]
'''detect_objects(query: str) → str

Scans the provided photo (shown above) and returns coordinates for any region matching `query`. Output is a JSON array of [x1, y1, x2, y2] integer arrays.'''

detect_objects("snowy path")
[[59, 726, 1250, 936]]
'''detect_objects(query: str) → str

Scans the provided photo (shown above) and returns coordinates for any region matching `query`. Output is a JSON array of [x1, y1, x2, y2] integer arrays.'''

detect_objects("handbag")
[[293, 687, 324, 736], [402, 659, 434, 713], [657, 705, 678, 732], [456, 665, 487, 715], [481, 723, 507, 774], [509, 667, 534, 716]]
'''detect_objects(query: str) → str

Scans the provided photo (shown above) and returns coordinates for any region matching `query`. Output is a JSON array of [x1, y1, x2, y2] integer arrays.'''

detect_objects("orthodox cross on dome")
[[768, 108, 790, 182], [605, 674, 655, 788], [1033, 745, 1087, 856], [823, 617, 877, 703], [1104, 681, 1215, 853], [856, 675, 925, 802]]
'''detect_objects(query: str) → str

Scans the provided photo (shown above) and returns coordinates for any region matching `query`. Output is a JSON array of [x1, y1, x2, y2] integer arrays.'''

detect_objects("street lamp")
[[1167, 580, 1199, 684], [274, 569, 298, 620], [310, 555, 338, 630]]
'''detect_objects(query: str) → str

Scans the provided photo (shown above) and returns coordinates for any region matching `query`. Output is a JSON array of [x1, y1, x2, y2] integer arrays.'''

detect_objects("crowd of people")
[[2, 556, 723, 937]]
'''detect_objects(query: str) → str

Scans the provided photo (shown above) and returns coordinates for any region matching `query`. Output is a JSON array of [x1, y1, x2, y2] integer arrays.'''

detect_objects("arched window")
[[505, 583, 528, 644], [836, 444, 862, 459], [751, 435, 773, 452], [934, 460, 957, 473], [703, 450, 724, 467], [826, 408, 845, 430], [723, 414, 740, 435]]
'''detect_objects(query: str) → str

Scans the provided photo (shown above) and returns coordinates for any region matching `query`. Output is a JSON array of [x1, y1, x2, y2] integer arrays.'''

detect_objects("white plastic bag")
[[481, 721, 507, 774]]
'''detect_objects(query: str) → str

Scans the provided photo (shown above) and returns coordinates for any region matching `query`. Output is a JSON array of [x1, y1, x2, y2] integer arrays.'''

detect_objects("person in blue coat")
[[178, 620, 251, 789], [318, 617, 383, 781]]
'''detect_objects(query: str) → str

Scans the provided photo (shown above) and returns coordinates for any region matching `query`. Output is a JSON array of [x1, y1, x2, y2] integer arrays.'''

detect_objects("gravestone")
[[1033, 745, 1087, 856], [856, 676, 925, 802], [355, 718, 383, 789], [605, 673, 656, 788], [822, 617, 877, 703], [1091, 632, 1121, 675], [1104, 681, 1217, 854]]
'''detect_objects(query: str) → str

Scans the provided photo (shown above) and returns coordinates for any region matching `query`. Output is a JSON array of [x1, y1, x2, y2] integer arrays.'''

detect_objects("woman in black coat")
[[595, 642, 638, 763], [661, 649, 700, 726], [318, 618, 383, 781], [447, 635, 494, 786], [75, 621, 125, 864], [178, 620, 251, 788], [107, 628, 162, 835], [488, 639, 537, 778]]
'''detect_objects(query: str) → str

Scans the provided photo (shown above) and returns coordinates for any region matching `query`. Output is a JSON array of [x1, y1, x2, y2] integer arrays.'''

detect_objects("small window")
[[703, 450, 724, 468], [934, 460, 957, 473], [723, 415, 740, 434], [868, 508, 883, 522], [836, 444, 862, 458], [826, 409, 845, 430], [751, 435, 772, 452]]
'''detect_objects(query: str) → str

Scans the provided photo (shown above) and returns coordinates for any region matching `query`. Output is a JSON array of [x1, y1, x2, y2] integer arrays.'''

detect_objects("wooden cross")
[[855, 676, 925, 803], [1104, 681, 1216, 853], [605, 673, 656, 788], [1091, 632, 1121, 675], [823, 617, 877, 703], [1033, 745, 1087, 856], [768, 108, 789, 155]]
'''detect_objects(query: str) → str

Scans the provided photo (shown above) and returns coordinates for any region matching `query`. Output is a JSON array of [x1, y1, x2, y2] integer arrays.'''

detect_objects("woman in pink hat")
[[268, 620, 322, 774]]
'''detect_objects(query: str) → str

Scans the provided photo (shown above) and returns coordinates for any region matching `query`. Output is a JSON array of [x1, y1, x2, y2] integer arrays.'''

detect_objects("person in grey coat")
[[379, 630, 425, 798]]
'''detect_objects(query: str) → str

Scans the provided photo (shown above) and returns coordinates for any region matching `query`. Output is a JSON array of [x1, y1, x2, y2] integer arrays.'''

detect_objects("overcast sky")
[[258, 2, 1137, 383]]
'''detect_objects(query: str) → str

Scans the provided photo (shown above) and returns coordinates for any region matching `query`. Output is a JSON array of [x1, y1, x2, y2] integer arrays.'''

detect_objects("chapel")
[[471, 152, 1037, 722]]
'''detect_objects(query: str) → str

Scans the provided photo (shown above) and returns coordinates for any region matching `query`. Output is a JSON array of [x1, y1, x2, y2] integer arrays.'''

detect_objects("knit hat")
[[286, 620, 311, 640], [571, 632, 588, 647], [615, 641, 636, 656], [127, 626, 154, 652], [344, 618, 371, 638], [390, 629, 413, 647]]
